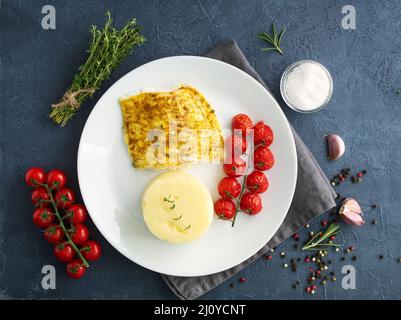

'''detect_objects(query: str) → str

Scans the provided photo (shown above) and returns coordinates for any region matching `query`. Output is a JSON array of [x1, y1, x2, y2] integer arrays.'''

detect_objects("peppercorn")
[[362, 170, 367, 174], [293, 233, 299, 240], [292, 284, 297, 289], [379, 255, 384, 260], [311, 290, 315, 294], [371, 204, 377, 209], [269, 248, 274, 252], [291, 261, 297, 272], [335, 248, 340, 252], [265, 255, 273, 260], [294, 244, 300, 250], [280, 251, 286, 258], [356, 172, 363, 178], [352, 256, 357, 261], [239, 277, 246, 283], [371, 220, 378, 225], [322, 280, 327, 285], [229, 283, 234, 288], [331, 276, 337, 282], [305, 256, 311, 263], [305, 224, 310, 228], [283, 263, 288, 268], [341, 257, 346, 261]]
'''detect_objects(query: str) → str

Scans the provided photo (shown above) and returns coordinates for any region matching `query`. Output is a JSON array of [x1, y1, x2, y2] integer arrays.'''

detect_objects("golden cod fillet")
[[119, 85, 224, 169]]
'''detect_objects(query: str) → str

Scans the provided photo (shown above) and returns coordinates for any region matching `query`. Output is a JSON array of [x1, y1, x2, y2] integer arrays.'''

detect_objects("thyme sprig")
[[302, 223, 341, 251], [50, 11, 145, 126], [257, 23, 285, 55]]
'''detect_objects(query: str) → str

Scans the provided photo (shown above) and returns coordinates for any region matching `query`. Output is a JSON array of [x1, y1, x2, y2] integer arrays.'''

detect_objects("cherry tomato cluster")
[[214, 114, 275, 224], [25, 167, 101, 279]]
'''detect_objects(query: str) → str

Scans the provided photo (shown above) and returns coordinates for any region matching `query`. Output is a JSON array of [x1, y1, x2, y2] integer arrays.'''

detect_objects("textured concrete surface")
[[1, 0, 401, 299]]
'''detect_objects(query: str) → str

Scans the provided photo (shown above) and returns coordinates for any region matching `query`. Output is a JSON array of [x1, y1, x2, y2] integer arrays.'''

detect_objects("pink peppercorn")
[[357, 172, 363, 178], [311, 285, 317, 290], [239, 277, 246, 283], [330, 235, 336, 241], [306, 287, 311, 293], [265, 255, 273, 260], [321, 220, 328, 226], [305, 257, 311, 263]]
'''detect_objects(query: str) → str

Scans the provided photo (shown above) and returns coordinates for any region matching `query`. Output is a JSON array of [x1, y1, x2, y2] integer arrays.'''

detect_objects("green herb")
[[163, 195, 175, 203], [302, 223, 341, 251], [173, 214, 182, 221], [50, 11, 145, 126], [257, 23, 285, 55], [396, 88, 401, 96], [169, 204, 176, 210], [184, 224, 191, 231]]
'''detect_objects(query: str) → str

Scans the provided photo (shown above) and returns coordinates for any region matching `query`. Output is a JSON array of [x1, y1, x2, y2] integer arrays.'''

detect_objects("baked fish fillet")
[[119, 85, 224, 169]]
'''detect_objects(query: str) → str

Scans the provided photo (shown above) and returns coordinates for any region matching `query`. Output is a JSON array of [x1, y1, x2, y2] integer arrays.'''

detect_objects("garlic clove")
[[339, 198, 365, 226], [326, 134, 345, 160]]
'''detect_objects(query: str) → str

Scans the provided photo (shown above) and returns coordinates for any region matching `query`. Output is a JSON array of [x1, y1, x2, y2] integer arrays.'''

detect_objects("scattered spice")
[[239, 277, 246, 283], [265, 255, 273, 260], [379, 255, 384, 260]]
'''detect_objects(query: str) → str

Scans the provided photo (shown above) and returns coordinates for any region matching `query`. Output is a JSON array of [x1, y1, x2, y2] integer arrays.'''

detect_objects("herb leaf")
[[257, 23, 285, 55]]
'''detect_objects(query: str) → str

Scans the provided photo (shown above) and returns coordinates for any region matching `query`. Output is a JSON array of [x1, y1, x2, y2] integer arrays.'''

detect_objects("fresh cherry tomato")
[[33, 207, 55, 228], [31, 187, 50, 207], [254, 146, 275, 171], [214, 198, 236, 220], [25, 167, 47, 188], [54, 187, 75, 209], [54, 243, 75, 263], [44, 224, 64, 244], [69, 224, 89, 245], [223, 157, 246, 177], [254, 121, 274, 147], [240, 192, 262, 215], [66, 204, 87, 225], [218, 177, 241, 200], [232, 114, 254, 134], [81, 240, 102, 261], [66, 259, 87, 279], [246, 171, 269, 194], [47, 169, 67, 190]]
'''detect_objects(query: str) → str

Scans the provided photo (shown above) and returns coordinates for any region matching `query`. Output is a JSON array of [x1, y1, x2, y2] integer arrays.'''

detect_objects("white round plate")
[[77, 56, 297, 277]]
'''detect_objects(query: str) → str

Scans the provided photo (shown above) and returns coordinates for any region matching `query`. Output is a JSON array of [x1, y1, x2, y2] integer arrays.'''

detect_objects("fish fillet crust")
[[119, 85, 224, 169]]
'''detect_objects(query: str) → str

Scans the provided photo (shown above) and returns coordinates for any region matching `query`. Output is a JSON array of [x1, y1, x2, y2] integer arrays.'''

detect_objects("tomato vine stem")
[[41, 183, 89, 267]]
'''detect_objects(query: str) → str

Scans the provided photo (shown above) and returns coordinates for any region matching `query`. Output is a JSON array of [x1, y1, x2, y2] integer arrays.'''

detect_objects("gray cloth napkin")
[[162, 40, 337, 300]]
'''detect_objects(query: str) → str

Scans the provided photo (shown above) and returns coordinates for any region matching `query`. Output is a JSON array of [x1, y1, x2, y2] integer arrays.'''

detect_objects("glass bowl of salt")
[[280, 60, 333, 113]]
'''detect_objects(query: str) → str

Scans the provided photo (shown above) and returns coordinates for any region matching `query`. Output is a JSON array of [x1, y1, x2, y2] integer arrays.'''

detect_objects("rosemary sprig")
[[302, 223, 341, 251], [257, 23, 285, 55], [50, 11, 145, 126]]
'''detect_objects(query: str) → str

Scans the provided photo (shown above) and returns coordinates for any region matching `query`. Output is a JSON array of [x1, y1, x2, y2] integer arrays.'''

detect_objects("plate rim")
[[77, 55, 298, 276]]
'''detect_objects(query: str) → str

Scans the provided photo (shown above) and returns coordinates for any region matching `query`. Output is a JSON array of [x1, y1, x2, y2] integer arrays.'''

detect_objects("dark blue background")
[[1, 0, 400, 299]]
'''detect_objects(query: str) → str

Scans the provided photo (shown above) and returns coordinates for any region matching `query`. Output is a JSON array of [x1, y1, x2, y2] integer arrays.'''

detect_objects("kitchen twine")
[[51, 88, 96, 110]]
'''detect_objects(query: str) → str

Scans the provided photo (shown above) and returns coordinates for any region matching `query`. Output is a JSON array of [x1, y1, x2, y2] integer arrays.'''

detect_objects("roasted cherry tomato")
[[31, 187, 50, 207], [254, 146, 275, 171], [54, 243, 75, 263], [232, 114, 254, 135], [253, 121, 274, 147], [33, 207, 55, 228], [25, 167, 47, 188], [223, 157, 246, 177], [81, 240, 102, 261], [44, 224, 64, 244], [226, 133, 247, 157], [69, 224, 89, 245], [55, 187, 75, 209], [240, 192, 262, 215], [47, 169, 67, 190], [66, 259, 87, 279], [246, 171, 269, 194], [218, 177, 241, 200], [66, 204, 87, 225], [214, 198, 236, 220]]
